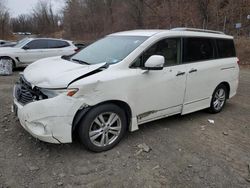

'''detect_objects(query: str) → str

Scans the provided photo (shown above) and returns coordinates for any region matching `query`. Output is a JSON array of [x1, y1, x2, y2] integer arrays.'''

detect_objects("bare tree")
[[197, 0, 210, 29], [10, 0, 61, 36], [0, 0, 11, 39], [32, 0, 61, 35], [127, 0, 145, 28], [11, 14, 33, 33], [104, 0, 114, 29], [62, 0, 250, 40]]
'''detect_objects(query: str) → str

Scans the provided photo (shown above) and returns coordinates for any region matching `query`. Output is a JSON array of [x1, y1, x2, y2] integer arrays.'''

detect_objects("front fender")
[[18, 95, 87, 143]]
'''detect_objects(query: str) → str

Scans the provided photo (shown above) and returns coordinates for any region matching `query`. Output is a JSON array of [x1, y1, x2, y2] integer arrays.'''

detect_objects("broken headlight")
[[39, 88, 68, 98], [40, 88, 79, 98]]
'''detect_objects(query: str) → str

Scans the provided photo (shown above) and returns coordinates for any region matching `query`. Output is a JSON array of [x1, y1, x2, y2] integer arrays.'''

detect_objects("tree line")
[[1, 0, 250, 40], [0, 0, 61, 39], [0, 0, 11, 39], [63, 0, 250, 40]]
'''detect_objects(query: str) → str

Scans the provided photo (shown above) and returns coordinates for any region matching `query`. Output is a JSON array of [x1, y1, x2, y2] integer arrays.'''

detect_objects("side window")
[[59, 41, 70, 48], [132, 38, 181, 67], [48, 40, 70, 48], [217, 39, 236, 58], [183, 38, 215, 62], [25, 40, 48, 49]]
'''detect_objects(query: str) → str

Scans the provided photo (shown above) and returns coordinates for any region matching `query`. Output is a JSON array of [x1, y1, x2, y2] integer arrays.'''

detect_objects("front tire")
[[209, 84, 228, 113], [78, 104, 127, 152], [0, 57, 14, 71]]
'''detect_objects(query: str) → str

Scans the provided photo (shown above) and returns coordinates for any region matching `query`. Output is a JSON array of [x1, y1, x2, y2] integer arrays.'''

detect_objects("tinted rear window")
[[183, 38, 215, 62], [48, 40, 70, 48], [216, 39, 236, 58], [26, 40, 48, 49]]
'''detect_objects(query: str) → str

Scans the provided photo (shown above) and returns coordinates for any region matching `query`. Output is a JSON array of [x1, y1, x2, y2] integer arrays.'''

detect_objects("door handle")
[[176, 71, 185, 76], [189, 68, 198, 73]]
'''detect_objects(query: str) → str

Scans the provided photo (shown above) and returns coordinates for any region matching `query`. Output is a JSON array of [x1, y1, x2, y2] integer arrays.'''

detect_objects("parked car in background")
[[0, 41, 17, 47], [0, 38, 77, 69], [74, 42, 87, 51], [2, 37, 29, 48], [15, 32, 31, 35], [0, 40, 16, 47], [13, 28, 239, 152], [0, 40, 7, 46], [24, 32, 32, 35]]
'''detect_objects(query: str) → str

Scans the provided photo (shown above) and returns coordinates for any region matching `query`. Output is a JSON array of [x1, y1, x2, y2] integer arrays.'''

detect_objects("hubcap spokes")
[[89, 112, 121, 147], [213, 89, 226, 110]]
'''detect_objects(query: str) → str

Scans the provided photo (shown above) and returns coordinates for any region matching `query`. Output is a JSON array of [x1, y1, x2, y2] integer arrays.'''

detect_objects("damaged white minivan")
[[13, 28, 239, 152]]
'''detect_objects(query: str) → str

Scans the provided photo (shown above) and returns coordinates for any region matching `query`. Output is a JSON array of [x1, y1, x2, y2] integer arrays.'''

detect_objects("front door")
[[19, 39, 49, 64], [130, 38, 187, 124]]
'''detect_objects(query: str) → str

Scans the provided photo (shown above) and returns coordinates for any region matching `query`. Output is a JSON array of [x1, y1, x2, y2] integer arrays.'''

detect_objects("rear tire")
[[78, 103, 127, 152], [209, 84, 228, 114]]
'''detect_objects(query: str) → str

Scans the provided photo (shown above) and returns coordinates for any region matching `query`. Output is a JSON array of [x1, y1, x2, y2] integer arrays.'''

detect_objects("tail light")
[[74, 48, 79, 52], [237, 58, 240, 65]]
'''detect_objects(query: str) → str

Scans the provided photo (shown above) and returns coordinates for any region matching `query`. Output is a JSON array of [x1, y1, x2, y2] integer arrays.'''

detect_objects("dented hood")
[[24, 56, 106, 88]]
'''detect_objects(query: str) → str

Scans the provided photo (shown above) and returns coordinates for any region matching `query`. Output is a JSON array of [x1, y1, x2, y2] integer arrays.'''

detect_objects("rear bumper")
[[13, 92, 85, 144], [229, 78, 239, 99]]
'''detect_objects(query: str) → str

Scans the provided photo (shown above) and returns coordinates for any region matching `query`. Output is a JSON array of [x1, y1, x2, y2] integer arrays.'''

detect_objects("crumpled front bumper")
[[13, 93, 85, 144]]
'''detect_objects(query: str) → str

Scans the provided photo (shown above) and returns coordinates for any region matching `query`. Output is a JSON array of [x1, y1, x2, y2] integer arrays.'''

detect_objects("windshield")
[[14, 38, 30, 48], [71, 36, 148, 65]]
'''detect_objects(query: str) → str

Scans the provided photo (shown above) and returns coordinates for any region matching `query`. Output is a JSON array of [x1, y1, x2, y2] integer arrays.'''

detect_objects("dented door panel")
[[70, 64, 187, 126]]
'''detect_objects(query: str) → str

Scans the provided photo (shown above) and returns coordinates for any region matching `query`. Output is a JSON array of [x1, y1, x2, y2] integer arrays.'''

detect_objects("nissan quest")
[[13, 28, 239, 152]]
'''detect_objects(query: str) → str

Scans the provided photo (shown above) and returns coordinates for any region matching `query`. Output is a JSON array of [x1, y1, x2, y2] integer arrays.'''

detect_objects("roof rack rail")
[[171, 27, 225, 35]]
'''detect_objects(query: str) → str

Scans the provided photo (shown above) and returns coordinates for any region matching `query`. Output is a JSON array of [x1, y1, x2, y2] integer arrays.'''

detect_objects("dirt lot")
[[0, 67, 250, 188]]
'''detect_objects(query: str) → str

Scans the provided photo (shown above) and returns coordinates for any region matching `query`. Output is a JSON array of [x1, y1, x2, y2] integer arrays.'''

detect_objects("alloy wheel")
[[213, 88, 226, 111], [89, 112, 122, 147]]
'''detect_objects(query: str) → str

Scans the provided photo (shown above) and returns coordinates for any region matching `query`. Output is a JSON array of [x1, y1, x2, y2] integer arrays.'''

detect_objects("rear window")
[[48, 40, 70, 48], [216, 39, 236, 58], [183, 38, 215, 63], [26, 39, 48, 49]]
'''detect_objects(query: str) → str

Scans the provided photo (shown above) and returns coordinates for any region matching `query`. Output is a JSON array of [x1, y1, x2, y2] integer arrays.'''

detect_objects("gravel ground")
[[0, 67, 250, 188]]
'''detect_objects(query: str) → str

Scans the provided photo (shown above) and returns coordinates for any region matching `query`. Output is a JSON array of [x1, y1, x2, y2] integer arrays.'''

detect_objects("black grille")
[[15, 75, 47, 105], [14, 76, 34, 105]]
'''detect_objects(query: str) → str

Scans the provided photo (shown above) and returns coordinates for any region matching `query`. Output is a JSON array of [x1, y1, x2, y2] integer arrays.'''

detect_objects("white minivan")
[[13, 28, 239, 152]]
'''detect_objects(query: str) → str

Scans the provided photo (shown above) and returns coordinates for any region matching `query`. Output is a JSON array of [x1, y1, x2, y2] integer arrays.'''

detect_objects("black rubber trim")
[[15, 57, 20, 62], [72, 107, 91, 131], [67, 63, 109, 87], [221, 66, 235, 70]]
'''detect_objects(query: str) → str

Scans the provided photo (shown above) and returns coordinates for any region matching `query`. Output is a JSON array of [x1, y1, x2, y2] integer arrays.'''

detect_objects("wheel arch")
[[0, 56, 16, 68], [72, 100, 132, 135], [218, 81, 230, 99]]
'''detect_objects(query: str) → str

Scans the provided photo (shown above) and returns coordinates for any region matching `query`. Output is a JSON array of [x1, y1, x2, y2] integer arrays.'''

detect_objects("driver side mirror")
[[22, 45, 30, 50], [144, 55, 165, 70]]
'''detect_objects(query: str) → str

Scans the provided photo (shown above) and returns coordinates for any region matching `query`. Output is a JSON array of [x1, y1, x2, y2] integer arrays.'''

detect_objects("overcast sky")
[[7, 0, 65, 17]]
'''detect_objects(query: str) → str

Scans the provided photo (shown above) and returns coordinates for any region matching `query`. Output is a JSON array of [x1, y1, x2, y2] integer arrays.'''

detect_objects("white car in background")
[[0, 40, 15, 47], [0, 40, 7, 46], [0, 38, 77, 69]]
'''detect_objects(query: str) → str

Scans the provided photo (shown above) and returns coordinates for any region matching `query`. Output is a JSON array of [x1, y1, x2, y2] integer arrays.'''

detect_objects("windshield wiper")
[[72, 58, 89, 65]]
